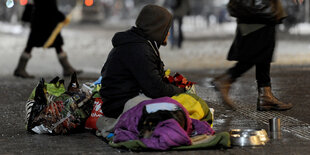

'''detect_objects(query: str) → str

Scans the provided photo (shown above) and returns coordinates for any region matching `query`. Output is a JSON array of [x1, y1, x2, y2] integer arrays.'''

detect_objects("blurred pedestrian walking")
[[14, 0, 81, 78], [165, 0, 190, 49], [211, 0, 303, 111]]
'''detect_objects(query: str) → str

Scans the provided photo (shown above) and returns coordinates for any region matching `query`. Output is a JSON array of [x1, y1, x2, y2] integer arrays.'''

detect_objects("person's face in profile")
[[162, 31, 170, 46]]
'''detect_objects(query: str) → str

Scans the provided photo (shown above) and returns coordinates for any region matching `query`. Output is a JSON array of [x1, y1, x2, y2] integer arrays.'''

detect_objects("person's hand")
[[293, 0, 304, 4]]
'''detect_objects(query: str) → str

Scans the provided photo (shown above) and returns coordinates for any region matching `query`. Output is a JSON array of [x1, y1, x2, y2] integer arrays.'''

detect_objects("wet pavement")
[[1, 24, 310, 154], [1, 65, 310, 154]]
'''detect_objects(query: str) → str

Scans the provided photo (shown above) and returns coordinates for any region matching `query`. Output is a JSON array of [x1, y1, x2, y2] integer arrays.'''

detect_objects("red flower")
[[164, 72, 196, 89]]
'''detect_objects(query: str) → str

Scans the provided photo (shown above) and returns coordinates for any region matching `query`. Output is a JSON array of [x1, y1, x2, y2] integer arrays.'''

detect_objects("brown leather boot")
[[257, 87, 293, 111], [57, 52, 82, 77], [211, 73, 236, 110], [14, 52, 35, 78]]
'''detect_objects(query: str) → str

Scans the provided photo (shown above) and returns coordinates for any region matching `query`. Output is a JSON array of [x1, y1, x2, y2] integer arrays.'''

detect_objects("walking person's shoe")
[[257, 86, 293, 111], [211, 73, 236, 110], [57, 52, 83, 77], [13, 52, 35, 78]]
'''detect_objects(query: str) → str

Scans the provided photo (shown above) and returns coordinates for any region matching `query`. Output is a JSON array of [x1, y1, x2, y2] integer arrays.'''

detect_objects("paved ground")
[[1, 66, 310, 154], [1, 24, 310, 154]]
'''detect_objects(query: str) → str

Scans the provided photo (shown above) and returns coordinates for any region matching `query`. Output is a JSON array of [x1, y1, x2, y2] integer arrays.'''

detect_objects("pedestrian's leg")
[[13, 46, 34, 78], [177, 17, 183, 48], [228, 61, 254, 79], [56, 46, 82, 77], [255, 63, 271, 88], [256, 63, 292, 111], [170, 18, 175, 49], [212, 61, 254, 109]]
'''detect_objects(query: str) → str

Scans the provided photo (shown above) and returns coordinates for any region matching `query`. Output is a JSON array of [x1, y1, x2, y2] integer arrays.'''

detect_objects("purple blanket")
[[113, 97, 214, 150]]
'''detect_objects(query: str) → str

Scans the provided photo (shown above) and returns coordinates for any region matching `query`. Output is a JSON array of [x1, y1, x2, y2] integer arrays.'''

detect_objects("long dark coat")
[[99, 27, 185, 118], [227, 25, 276, 63], [26, 0, 65, 48]]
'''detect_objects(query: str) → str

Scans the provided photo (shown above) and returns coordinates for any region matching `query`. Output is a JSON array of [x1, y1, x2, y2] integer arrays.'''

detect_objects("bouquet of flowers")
[[164, 69, 196, 94]]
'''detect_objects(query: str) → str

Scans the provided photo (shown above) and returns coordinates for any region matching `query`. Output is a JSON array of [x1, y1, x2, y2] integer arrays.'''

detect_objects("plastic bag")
[[85, 97, 104, 130], [25, 74, 93, 134], [26, 77, 66, 132], [171, 93, 213, 126]]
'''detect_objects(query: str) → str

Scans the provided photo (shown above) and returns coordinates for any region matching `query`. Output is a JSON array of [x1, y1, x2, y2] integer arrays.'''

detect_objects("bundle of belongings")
[[107, 96, 230, 151], [25, 73, 230, 150], [25, 73, 102, 134]]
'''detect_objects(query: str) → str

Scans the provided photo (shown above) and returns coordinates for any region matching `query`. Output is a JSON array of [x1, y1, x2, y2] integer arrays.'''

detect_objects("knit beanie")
[[135, 4, 173, 45]]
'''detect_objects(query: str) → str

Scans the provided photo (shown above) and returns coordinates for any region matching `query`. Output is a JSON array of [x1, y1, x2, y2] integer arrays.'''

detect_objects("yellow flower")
[[165, 69, 171, 77]]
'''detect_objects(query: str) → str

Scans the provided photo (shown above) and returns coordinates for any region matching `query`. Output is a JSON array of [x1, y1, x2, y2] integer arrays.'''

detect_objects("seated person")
[[99, 5, 185, 119]]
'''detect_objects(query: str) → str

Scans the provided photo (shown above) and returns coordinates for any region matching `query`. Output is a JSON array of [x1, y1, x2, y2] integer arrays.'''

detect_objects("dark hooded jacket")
[[26, 0, 65, 48], [100, 5, 185, 118]]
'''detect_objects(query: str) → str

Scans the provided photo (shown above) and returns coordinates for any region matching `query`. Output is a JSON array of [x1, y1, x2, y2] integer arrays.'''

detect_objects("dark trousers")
[[227, 61, 271, 88], [171, 16, 184, 48]]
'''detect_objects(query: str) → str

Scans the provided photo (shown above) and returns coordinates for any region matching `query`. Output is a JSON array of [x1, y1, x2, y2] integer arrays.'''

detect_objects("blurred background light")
[[19, 0, 28, 6], [6, 0, 14, 8], [85, 0, 93, 7]]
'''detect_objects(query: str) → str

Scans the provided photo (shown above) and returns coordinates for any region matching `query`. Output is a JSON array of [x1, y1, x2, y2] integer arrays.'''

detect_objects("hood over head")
[[135, 5, 172, 45]]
